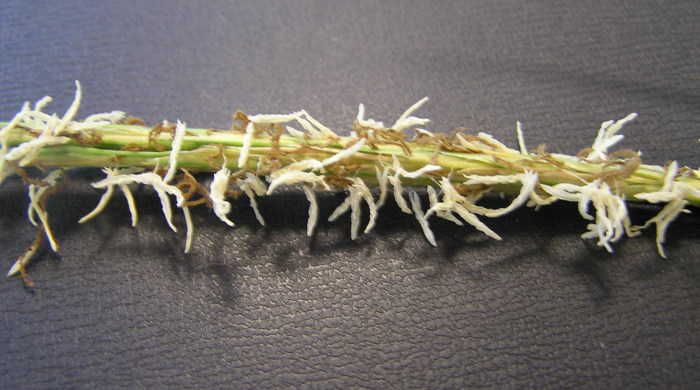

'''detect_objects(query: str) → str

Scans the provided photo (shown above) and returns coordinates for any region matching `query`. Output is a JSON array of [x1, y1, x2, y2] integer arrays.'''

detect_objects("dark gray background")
[[1, 1, 699, 388]]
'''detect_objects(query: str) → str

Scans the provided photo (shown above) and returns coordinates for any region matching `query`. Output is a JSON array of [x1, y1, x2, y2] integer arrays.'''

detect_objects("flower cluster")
[[1, 83, 698, 280]]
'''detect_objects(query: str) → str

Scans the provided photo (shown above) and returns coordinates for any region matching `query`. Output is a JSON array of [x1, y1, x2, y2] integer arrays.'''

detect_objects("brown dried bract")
[[10, 161, 48, 186], [259, 156, 282, 173], [222, 169, 249, 199], [123, 116, 146, 126], [204, 144, 226, 170], [266, 123, 286, 162], [121, 143, 145, 152], [72, 130, 102, 147], [175, 170, 211, 207], [322, 163, 361, 190], [608, 149, 639, 160], [492, 156, 515, 169], [231, 110, 250, 132], [413, 130, 474, 164], [324, 175, 354, 190], [595, 156, 642, 182], [148, 122, 177, 151], [453, 183, 490, 196], [577, 147, 594, 159], [353, 121, 412, 155]]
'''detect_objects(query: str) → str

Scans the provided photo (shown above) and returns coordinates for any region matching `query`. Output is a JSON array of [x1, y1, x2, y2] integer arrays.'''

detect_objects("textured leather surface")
[[1, 1, 699, 388]]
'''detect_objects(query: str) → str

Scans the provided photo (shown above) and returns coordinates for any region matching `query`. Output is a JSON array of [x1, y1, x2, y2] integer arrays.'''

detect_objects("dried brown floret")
[[204, 144, 226, 170], [324, 175, 354, 190], [453, 183, 490, 196], [121, 143, 144, 152], [9, 161, 48, 186], [595, 156, 642, 182], [230, 110, 250, 132], [577, 147, 595, 158], [224, 189, 244, 199], [353, 121, 412, 155], [266, 122, 286, 161], [123, 116, 145, 126], [148, 122, 177, 151], [72, 130, 102, 147], [608, 149, 639, 160], [176, 170, 212, 207]]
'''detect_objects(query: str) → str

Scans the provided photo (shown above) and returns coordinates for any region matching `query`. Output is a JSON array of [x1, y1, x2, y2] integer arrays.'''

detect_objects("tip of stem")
[[7, 261, 20, 277]]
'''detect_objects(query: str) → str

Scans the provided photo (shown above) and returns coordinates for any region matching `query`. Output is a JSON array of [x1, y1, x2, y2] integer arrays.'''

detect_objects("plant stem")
[[2, 122, 698, 205]]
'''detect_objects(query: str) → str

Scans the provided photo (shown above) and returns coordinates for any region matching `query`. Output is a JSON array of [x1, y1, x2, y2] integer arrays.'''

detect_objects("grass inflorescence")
[[1, 82, 698, 284]]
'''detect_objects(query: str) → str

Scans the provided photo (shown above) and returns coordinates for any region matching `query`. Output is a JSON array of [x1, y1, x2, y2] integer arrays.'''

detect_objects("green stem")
[[2, 122, 699, 205]]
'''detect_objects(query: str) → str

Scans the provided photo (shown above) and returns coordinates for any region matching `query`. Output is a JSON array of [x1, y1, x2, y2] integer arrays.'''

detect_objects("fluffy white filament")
[[183, 206, 194, 253], [54, 81, 82, 135], [375, 166, 390, 209], [0, 102, 30, 180], [303, 185, 319, 236], [541, 180, 632, 252], [238, 173, 267, 226], [285, 126, 306, 139], [633, 162, 699, 257], [587, 113, 638, 161], [79, 168, 141, 226], [427, 186, 463, 226], [425, 177, 502, 240], [516, 121, 527, 155], [88, 169, 195, 253], [356, 103, 385, 131], [79, 185, 115, 224], [409, 190, 437, 246], [383, 156, 442, 215], [294, 117, 324, 139], [465, 171, 539, 217], [266, 171, 329, 194], [0, 81, 137, 277], [163, 121, 186, 183], [321, 138, 366, 167], [388, 173, 412, 213], [238, 122, 256, 169], [92, 172, 185, 232], [301, 111, 338, 138], [120, 184, 139, 227], [391, 97, 430, 132], [328, 178, 378, 238], [210, 165, 235, 227]]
